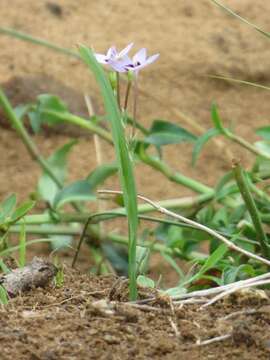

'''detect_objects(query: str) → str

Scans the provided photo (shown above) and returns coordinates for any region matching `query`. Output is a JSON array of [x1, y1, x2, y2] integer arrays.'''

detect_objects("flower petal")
[[94, 53, 109, 64], [109, 59, 128, 73], [145, 53, 160, 66], [107, 46, 117, 59], [126, 53, 159, 73], [118, 42, 134, 58], [133, 48, 147, 65]]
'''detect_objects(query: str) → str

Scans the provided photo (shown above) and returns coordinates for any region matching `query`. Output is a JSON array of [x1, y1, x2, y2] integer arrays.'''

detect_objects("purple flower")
[[124, 48, 159, 74], [95, 44, 159, 74], [94, 43, 133, 72]]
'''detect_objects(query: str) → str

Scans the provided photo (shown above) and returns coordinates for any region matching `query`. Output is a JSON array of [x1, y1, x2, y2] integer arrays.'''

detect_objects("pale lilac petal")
[[133, 48, 147, 65], [145, 53, 160, 66], [107, 46, 117, 59], [109, 60, 128, 73], [118, 42, 134, 58], [126, 52, 159, 73], [95, 53, 109, 64], [109, 63, 127, 73]]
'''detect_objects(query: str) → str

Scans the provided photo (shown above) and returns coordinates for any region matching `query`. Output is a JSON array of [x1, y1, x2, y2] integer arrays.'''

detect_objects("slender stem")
[[124, 78, 132, 111], [72, 217, 92, 267], [132, 75, 139, 138], [116, 72, 121, 109], [126, 116, 149, 135], [16, 193, 213, 226], [14, 212, 253, 243], [138, 145, 214, 194], [233, 160, 270, 259], [41, 109, 113, 144], [227, 131, 270, 159], [9, 225, 81, 236]]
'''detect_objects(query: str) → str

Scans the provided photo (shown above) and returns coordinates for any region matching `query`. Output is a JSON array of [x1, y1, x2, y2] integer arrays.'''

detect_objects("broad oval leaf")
[[37, 94, 69, 123], [0, 194, 17, 223], [254, 141, 270, 158], [28, 94, 69, 133], [136, 275, 155, 289], [144, 120, 197, 146], [50, 235, 73, 250], [53, 180, 96, 209], [9, 200, 35, 224]]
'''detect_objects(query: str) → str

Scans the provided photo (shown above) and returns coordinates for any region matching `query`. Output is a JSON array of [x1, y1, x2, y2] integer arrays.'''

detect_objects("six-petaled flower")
[[94, 44, 159, 74], [94, 43, 134, 72], [124, 48, 159, 74]]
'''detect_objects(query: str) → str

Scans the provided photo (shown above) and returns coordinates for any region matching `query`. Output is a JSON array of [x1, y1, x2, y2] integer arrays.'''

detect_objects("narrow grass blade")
[[209, 75, 270, 91], [233, 161, 270, 259], [79, 45, 138, 300], [209, 0, 270, 39], [18, 222, 26, 268]]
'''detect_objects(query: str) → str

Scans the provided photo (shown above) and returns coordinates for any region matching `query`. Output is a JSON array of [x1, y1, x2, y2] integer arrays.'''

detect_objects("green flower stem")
[[233, 160, 270, 259], [9, 225, 81, 236], [139, 145, 214, 194], [124, 77, 132, 111], [42, 109, 113, 144], [116, 72, 121, 109], [17, 193, 213, 226], [10, 213, 258, 246], [225, 130, 270, 160]]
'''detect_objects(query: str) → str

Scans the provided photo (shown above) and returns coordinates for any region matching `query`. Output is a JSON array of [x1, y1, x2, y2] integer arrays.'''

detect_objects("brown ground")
[[0, 0, 270, 358], [2, 266, 270, 360]]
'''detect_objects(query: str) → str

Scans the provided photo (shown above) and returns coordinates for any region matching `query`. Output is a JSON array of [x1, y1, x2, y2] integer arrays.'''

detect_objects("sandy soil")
[[0, 0, 270, 358], [1, 266, 270, 360], [0, 0, 270, 201]]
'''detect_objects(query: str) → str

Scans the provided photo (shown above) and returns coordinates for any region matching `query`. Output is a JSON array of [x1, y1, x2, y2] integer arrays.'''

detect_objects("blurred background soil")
[[0, 0, 269, 202]]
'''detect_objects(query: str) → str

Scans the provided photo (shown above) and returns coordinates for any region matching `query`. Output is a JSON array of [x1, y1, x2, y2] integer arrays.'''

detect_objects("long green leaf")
[[144, 120, 196, 146], [79, 45, 138, 300], [211, 103, 228, 135], [86, 163, 118, 188], [192, 128, 220, 166], [0, 194, 17, 223]]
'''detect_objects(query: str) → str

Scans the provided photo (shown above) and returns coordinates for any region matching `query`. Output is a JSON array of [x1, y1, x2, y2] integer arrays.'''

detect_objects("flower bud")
[[108, 71, 117, 91]]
